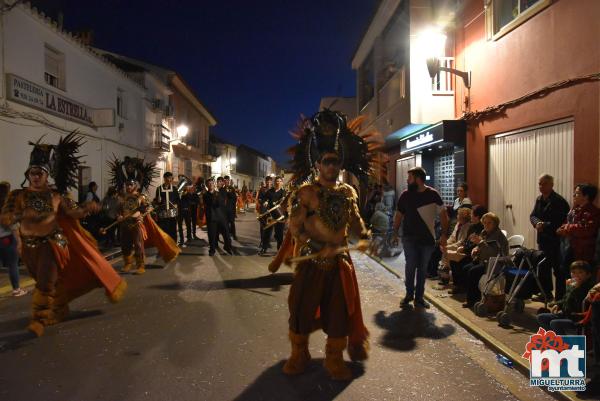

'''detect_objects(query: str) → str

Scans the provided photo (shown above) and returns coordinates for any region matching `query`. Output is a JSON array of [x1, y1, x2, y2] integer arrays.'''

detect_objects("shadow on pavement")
[[233, 359, 364, 401], [373, 309, 456, 352], [0, 331, 37, 353], [149, 272, 294, 293]]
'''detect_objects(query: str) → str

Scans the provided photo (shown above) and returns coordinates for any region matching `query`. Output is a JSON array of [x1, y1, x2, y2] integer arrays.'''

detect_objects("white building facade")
[[0, 3, 156, 198]]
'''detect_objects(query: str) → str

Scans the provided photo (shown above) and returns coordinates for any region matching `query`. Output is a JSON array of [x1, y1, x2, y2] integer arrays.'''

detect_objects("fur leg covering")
[[348, 339, 369, 362], [324, 337, 352, 381], [282, 330, 311, 375], [122, 254, 133, 272]]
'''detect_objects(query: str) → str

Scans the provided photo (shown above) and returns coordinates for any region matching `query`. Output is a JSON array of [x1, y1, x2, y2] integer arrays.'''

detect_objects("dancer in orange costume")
[[280, 109, 383, 380], [0, 132, 127, 337]]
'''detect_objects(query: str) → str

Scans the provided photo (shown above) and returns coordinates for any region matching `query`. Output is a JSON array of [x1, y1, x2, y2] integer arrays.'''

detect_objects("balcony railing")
[[431, 57, 455, 95], [150, 124, 170, 152]]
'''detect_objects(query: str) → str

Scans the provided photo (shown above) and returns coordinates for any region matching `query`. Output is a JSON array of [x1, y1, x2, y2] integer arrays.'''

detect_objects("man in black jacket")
[[530, 174, 570, 300], [223, 176, 238, 240], [204, 178, 232, 256], [261, 176, 286, 253], [256, 176, 272, 252], [180, 186, 200, 243], [154, 172, 180, 242]]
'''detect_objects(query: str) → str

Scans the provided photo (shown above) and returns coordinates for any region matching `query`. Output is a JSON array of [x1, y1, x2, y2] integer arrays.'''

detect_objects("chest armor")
[[22, 190, 55, 222], [316, 185, 352, 232], [122, 194, 141, 214]]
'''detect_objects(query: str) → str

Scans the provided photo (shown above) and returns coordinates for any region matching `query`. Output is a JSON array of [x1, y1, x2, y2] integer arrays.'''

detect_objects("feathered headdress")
[[24, 131, 85, 194], [107, 155, 158, 192], [287, 109, 385, 186]]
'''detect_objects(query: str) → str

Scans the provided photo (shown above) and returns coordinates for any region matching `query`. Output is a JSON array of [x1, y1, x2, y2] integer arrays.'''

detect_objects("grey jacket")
[[476, 228, 509, 263]]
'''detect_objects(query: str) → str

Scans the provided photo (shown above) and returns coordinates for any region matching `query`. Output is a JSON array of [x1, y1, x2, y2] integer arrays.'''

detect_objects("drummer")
[[154, 172, 180, 242]]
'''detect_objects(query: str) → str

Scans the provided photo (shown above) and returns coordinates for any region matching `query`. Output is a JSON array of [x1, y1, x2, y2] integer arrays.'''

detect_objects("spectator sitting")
[[462, 212, 508, 308], [370, 202, 390, 234], [439, 207, 472, 281], [449, 204, 487, 294], [578, 282, 600, 397], [537, 260, 595, 335]]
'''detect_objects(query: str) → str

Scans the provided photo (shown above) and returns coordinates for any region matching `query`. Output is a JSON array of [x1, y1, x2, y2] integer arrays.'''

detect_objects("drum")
[[158, 208, 178, 219]]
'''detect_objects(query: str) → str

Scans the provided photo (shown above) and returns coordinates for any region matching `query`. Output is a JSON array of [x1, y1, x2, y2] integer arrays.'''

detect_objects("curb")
[[0, 249, 123, 297], [368, 254, 580, 401]]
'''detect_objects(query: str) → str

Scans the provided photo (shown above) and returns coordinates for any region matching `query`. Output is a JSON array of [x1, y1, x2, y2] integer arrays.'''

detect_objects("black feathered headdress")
[[107, 156, 158, 192], [24, 131, 85, 194], [287, 109, 385, 186]]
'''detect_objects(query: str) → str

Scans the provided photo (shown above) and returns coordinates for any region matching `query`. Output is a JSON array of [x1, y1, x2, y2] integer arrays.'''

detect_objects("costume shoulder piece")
[[287, 109, 385, 187], [108, 156, 158, 191], [24, 131, 85, 194]]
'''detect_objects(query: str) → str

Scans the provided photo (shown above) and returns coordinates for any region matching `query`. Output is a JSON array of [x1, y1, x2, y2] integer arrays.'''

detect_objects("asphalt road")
[[0, 213, 555, 401]]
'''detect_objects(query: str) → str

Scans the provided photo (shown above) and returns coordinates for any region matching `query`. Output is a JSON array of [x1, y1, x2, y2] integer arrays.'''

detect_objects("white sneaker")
[[12, 288, 28, 297]]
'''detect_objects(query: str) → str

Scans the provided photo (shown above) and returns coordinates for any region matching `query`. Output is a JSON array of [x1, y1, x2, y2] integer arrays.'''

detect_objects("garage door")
[[488, 120, 573, 249]]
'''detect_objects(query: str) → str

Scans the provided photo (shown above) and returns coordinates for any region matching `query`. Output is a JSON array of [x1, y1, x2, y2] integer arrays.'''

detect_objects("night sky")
[[30, 0, 377, 166]]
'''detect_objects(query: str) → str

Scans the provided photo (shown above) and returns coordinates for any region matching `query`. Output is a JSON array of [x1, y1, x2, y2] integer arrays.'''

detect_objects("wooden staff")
[[285, 239, 372, 265], [263, 215, 286, 230], [99, 208, 153, 235]]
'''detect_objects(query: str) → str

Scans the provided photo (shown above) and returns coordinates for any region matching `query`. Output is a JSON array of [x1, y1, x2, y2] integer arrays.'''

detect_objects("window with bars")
[[44, 45, 65, 90], [434, 152, 455, 205]]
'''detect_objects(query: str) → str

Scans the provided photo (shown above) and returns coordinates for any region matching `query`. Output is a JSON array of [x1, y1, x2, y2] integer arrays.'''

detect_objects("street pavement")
[[0, 212, 556, 401]]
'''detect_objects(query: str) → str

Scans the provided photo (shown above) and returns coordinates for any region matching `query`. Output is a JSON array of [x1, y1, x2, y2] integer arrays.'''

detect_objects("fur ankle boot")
[[324, 336, 352, 380], [282, 331, 311, 375]]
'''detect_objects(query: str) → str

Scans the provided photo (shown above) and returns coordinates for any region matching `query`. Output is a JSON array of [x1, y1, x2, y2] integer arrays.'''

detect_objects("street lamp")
[[229, 157, 237, 165], [421, 28, 471, 89], [176, 124, 189, 138]]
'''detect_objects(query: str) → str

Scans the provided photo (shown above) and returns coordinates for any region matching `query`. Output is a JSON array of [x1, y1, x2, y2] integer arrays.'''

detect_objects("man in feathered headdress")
[[280, 109, 381, 380], [0, 132, 127, 337], [105, 157, 180, 274]]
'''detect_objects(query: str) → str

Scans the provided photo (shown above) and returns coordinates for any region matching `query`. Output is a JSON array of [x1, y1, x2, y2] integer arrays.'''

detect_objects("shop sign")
[[7, 73, 95, 127], [405, 132, 434, 150], [400, 124, 444, 154]]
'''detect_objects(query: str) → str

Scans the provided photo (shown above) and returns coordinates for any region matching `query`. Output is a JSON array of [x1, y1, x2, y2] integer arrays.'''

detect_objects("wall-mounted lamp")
[[420, 27, 471, 89], [176, 124, 189, 138]]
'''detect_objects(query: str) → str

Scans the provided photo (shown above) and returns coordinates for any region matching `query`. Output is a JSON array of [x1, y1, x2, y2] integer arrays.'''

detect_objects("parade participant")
[[262, 176, 286, 251], [115, 179, 149, 274], [181, 185, 201, 242], [223, 175, 238, 240], [203, 178, 232, 256], [257, 176, 273, 254], [106, 158, 180, 273], [281, 109, 381, 380], [0, 132, 127, 336], [154, 172, 180, 242], [194, 177, 207, 231]]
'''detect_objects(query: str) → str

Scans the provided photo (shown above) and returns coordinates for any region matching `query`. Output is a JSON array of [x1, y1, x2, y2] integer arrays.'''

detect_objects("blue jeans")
[[0, 234, 20, 290], [403, 239, 435, 300], [537, 312, 577, 335]]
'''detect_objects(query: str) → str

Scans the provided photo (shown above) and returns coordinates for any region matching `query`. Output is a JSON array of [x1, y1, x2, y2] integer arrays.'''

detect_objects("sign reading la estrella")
[[7, 74, 94, 127]]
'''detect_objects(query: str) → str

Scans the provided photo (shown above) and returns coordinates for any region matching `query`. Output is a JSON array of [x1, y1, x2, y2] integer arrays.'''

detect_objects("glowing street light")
[[176, 124, 189, 138], [229, 157, 237, 165], [420, 27, 471, 89]]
